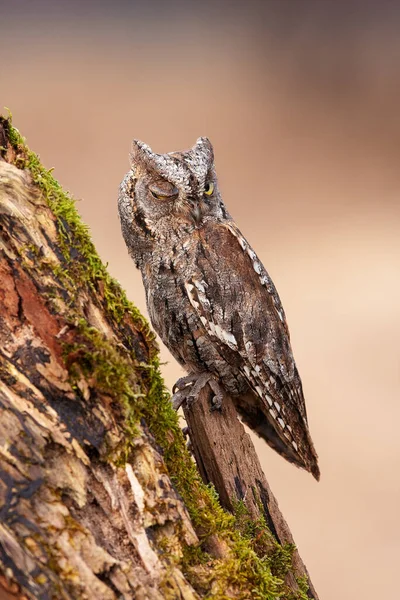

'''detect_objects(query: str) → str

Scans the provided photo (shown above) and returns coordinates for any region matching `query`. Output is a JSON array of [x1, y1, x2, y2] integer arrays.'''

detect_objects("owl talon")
[[171, 373, 223, 411], [210, 394, 223, 411], [172, 374, 198, 395], [208, 379, 224, 411], [172, 390, 187, 411]]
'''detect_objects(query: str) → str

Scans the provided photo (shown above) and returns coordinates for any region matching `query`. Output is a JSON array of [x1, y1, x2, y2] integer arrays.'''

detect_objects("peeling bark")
[[0, 118, 318, 600]]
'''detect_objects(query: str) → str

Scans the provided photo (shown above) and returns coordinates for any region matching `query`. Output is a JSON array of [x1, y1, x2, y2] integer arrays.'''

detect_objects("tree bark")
[[0, 116, 318, 600]]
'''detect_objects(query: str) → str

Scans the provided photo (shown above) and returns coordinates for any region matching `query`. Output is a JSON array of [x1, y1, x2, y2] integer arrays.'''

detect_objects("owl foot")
[[208, 378, 224, 411], [172, 373, 224, 411], [172, 373, 200, 396]]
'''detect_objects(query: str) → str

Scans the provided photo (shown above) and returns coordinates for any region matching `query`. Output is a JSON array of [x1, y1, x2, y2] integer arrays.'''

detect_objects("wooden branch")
[[184, 388, 319, 599]]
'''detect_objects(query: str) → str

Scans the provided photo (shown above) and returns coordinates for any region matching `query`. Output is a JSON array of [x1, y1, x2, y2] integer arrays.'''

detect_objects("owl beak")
[[191, 204, 202, 223], [189, 198, 205, 224]]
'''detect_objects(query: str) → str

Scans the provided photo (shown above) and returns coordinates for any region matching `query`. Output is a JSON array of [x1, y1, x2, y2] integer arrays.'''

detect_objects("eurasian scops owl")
[[118, 137, 319, 480]]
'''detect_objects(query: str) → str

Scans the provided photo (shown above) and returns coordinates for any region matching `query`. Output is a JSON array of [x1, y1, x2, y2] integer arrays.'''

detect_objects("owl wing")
[[186, 221, 319, 477]]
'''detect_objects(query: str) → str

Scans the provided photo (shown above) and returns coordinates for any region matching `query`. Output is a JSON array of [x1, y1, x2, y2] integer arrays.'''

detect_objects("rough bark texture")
[[0, 122, 198, 600], [0, 117, 317, 600]]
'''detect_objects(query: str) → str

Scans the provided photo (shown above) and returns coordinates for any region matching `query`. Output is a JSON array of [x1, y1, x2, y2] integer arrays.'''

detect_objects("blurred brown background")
[[1, 1, 399, 598]]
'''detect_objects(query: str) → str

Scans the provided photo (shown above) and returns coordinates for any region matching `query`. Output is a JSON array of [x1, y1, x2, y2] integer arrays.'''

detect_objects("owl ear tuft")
[[130, 139, 155, 168], [192, 137, 214, 167], [130, 139, 190, 189]]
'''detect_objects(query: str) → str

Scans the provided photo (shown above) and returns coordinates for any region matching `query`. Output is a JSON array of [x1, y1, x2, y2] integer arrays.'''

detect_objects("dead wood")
[[0, 116, 318, 600], [184, 389, 318, 599]]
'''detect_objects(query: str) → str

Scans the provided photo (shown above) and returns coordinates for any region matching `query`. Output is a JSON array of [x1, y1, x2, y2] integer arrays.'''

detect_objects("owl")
[[118, 137, 320, 480]]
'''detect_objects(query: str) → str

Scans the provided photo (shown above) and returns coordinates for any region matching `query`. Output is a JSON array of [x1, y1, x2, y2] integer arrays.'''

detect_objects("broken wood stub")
[[183, 387, 319, 600]]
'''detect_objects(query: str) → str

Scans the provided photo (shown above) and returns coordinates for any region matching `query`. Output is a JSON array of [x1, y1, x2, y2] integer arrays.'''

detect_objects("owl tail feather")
[[309, 458, 320, 482], [234, 393, 320, 481]]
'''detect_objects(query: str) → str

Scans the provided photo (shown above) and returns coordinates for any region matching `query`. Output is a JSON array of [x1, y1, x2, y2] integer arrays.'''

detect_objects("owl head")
[[118, 137, 229, 264]]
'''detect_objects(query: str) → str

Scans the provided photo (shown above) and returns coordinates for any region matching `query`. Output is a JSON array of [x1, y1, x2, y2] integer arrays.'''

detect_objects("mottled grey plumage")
[[118, 138, 320, 480]]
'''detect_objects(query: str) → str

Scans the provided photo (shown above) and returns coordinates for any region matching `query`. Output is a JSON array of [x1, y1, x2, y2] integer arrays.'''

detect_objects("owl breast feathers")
[[118, 137, 320, 480]]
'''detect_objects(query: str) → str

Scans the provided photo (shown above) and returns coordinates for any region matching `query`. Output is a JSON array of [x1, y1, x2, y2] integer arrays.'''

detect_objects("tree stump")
[[0, 116, 318, 600]]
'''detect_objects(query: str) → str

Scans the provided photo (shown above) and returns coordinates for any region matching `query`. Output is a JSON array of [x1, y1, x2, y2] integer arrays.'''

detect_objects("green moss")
[[63, 319, 146, 458], [233, 500, 274, 557], [294, 576, 310, 599], [178, 500, 305, 599], [2, 113, 152, 334], [230, 500, 303, 598], [2, 113, 311, 599], [209, 545, 280, 600], [234, 500, 296, 580]]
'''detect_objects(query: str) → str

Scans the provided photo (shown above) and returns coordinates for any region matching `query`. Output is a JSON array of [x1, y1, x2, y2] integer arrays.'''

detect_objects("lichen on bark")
[[0, 115, 312, 599]]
